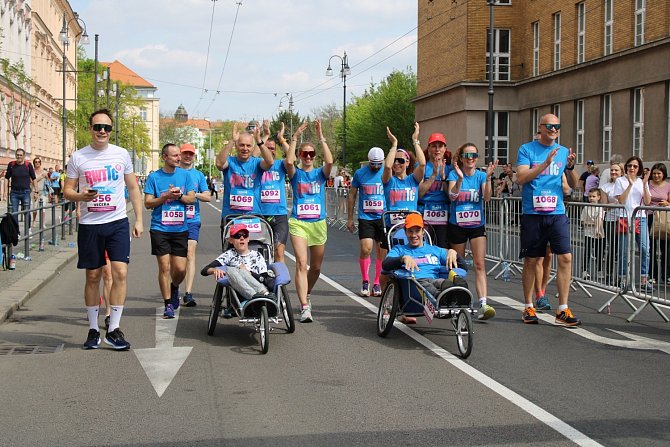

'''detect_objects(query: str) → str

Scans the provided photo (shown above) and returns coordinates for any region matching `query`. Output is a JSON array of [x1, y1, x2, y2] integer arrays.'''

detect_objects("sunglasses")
[[231, 232, 249, 239], [300, 151, 316, 159], [34, 160, 41, 164], [626, 164, 639, 169], [461, 152, 479, 160], [543, 123, 561, 131], [393, 158, 406, 165], [369, 161, 383, 167], [92, 123, 113, 133]]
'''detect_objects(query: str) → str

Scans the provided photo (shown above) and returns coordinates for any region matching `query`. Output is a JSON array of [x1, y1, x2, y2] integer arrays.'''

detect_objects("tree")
[[0, 56, 32, 149]]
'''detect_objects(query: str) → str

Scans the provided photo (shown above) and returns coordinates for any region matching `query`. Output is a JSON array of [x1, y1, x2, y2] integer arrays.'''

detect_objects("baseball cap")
[[404, 213, 424, 229], [427, 133, 446, 145], [368, 147, 385, 162], [229, 223, 248, 237], [587, 160, 594, 165], [180, 143, 196, 154]]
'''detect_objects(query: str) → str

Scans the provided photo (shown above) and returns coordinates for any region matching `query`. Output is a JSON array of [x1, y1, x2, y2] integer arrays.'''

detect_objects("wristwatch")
[[257, 141, 264, 146]]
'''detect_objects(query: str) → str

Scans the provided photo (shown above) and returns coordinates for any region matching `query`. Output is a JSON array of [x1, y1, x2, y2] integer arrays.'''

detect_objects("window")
[[633, 88, 644, 157], [494, 0, 511, 4], [576, 100, 585, 164], [531, 108, 539, 138], [577, 2, 586, 63], [486, 112, 509, 164], [553, 12, 561, 70], [552, 104, 561, 144], [635, 0, 645, 46], [486, 29, 510, 81], [604, 0, 613, 55], [602, 95, 612, 161], [139, 108, 147, 121], [532, 22, 540, 76]]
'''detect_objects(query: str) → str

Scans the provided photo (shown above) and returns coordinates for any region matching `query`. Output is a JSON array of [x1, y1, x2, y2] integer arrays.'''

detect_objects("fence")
[[323, 187, 670, 323]]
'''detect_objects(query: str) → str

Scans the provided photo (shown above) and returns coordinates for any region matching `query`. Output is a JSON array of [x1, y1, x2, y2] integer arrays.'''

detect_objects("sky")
[[68, 0, 418, 123]]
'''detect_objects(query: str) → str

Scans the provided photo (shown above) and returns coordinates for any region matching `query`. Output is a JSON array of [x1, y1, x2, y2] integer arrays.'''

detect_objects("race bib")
[[231, 193, 254, 211], [234, 218, 263, 234], [363, 199, 383, 214], [455, 209, 481, 226], [423, 208, 448, 225], [260, 189, 281, 203], [86, 193, 117, 212], [533, 194, 558, 212], [297, 203, 321, 219], [185, 204, 195, 219], [161, 209, 185, 225], [388, 212, 406, 225]]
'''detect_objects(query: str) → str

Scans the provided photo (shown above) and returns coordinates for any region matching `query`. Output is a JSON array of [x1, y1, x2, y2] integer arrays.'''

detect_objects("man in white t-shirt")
[[63, 109, 144, 351]]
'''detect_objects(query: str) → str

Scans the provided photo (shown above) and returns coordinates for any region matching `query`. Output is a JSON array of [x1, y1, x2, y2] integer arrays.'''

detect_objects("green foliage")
[[339, 69, 416, 171]]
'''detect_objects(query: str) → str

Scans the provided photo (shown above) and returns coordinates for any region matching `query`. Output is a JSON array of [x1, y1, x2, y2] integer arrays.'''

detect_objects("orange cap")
[[404, 213, 424, 229]]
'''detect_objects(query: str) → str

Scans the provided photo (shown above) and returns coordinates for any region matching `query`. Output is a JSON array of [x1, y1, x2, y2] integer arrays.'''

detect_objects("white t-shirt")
[[67, 144, 133, 225], [612, 176, 646, 219], [600, 181, 622, 221], [333, 175, 344, 188]]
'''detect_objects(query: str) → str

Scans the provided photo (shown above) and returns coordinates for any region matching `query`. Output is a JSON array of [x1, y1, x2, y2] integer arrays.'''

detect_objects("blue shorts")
[[519, 214, 571, 258], [187, 221, 202, 241], [77, 218, 131, 269]]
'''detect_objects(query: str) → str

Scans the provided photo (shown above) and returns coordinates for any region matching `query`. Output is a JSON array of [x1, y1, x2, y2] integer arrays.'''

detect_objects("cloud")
[[113, 45, 207, 70]]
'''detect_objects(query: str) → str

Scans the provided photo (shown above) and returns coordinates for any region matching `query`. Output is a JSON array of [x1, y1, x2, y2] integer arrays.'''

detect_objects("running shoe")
[[360, 281, 370, 297], [535, 296, 552, 311], [163, 303, 175, 319], [478, 303, 496, 321], [183, 292, 197, 307], [555, 308, 581, 327], [522, 307, 539, 324], [372, 283, 382, 297], [640, 282, 654, 293], [170, 283, 180, 310], [299, 306, 313, 323], [83, 329, 100, 350], [104, 328, 131, 350]]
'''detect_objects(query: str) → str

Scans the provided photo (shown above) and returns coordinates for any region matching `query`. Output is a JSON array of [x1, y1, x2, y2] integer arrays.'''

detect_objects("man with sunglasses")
[[347, 147, 387, 297], [516, 114, 581, 327], [5, 148, 37, 228], [178, 143, 211, 307], [63, 109, 144, 350]]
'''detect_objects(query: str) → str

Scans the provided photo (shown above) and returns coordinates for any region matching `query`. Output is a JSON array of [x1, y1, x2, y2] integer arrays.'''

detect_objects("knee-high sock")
[[374, 258, 382, 285], [359, 257, 371, 282]]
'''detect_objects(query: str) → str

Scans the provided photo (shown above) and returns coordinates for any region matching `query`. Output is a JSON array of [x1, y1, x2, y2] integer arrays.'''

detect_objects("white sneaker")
[[478, 303, 496, 320], [299, 306, 313, 323]]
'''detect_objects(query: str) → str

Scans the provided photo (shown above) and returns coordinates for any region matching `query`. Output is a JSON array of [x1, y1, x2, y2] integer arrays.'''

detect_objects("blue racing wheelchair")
[[207, 216, 295, 354], [376, 215, 476, 358]]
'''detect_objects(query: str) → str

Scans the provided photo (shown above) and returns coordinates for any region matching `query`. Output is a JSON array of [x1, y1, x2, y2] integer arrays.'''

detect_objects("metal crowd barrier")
[[323, 191, 670, 323]]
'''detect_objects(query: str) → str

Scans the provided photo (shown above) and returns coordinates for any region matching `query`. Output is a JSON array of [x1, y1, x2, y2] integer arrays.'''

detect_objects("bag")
[[616, 217, 628, 234], [652, 210, 670, 239], [0, 212, 20, 246]]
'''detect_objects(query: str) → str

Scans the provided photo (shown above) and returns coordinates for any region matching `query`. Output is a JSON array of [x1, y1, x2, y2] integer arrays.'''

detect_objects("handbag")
[[652, 210, 670, 239]]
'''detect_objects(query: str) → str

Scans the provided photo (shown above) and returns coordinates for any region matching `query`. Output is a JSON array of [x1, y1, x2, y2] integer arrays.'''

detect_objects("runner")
[[286, 120, 334, 322], [447, 142, 497, 320], [179, 143, 211, 307], [418, 132, 452, 248], [63, 109, 144, 350], [347, 145, 386, 297], [144, 143, 195, 319]]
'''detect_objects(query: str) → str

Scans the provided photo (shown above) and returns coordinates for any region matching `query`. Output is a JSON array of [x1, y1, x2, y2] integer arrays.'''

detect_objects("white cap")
[[368, 147, 384, 162]]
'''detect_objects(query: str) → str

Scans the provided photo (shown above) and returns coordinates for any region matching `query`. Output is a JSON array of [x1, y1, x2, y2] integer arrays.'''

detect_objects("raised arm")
[[215, 121, 241, 171], [254, 124, 274, 171], [483, 160, 499, 202], [315, 119, 333, 174], [286, 121, 308, 179], [382, 126, 398, 184], [412, 123, 426, 183]]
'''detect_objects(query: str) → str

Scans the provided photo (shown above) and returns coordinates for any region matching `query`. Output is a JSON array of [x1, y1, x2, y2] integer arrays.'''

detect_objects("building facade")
[[415, 0, 670, 165]]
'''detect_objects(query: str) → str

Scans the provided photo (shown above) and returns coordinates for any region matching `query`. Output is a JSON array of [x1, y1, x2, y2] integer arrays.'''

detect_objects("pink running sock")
[[359, 257, 371, 282], [374, 258, 383, 285]]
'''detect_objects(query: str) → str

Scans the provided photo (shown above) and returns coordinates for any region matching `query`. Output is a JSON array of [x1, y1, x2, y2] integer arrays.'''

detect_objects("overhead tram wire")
[[191, 0, 219, 118], [202, 0, 243, 117]]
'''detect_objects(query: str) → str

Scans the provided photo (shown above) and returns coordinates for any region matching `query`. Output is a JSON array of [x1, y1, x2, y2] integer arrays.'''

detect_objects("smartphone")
[[87, 189, 97, 194]]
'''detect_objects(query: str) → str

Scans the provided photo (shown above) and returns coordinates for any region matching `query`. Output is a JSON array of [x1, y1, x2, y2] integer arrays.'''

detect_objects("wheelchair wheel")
[[259, 304, 269, 354], [377, 282, 398, 337], [207, 283, 223, 336], [279, 285, 295, 334], [455, 309, 473, 359]]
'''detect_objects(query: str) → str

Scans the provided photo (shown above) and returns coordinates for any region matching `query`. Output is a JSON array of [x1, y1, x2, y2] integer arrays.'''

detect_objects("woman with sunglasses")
[[446, 143, 497, 320], [286, 119, 334, 323], [382, 124, 425, 215], [31, 158, 48, 231], [418, 132, 452, 248], [612, 156, 652, 292]]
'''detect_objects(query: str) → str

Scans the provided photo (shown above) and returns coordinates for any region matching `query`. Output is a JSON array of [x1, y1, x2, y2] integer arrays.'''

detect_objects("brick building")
[[415, 0, 670, 165]]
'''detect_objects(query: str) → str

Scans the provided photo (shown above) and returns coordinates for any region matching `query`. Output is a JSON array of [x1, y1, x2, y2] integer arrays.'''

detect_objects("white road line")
[[284, 252, 603, 447]]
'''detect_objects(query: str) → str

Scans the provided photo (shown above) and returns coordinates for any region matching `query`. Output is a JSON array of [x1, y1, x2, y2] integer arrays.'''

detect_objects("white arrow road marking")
[[134, 307, 193, 397], [489, 295, 670, 355]]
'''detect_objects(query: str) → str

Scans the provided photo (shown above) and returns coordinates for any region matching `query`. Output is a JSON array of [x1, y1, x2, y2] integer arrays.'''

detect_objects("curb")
[[0, 247, 78, 324]]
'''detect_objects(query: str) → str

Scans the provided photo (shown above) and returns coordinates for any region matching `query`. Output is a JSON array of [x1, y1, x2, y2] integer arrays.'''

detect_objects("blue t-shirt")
[[144, 167, 194, 232], [383, 175, 419, 212], [517, 140, 568, 215], [352, 166, 385, 221], [386, 243, 448, 279], [290, 167, 327, 222], [419, 161, 451, 205], [258, 159, 288, 216], [185, 168, 209, 224], [221, 156, 263, 217], [447, 169, 487, 227]]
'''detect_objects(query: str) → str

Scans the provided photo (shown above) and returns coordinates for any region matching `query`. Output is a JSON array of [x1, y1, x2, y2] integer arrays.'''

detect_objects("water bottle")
[[9, 255, 16, 270], [502, 262, 511, 282]]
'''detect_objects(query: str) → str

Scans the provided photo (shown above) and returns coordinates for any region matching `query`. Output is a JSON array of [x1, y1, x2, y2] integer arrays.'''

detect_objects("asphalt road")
[[0, 202, 668, 447]]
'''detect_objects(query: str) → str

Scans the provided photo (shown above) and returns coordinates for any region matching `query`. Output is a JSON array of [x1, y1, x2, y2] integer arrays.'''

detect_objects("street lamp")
[[486, 0, 495, 164], [93, 34, 99, 111], [326, 51, 350, 169], [59, 13, 89, 167], [278, 93, 294, 137]]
